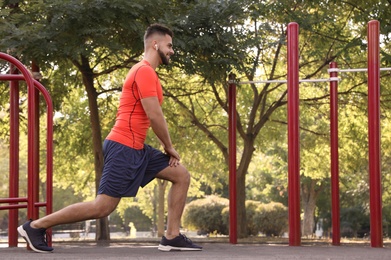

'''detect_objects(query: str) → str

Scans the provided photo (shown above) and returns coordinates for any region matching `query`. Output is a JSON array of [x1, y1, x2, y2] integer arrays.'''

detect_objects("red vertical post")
[[287, 22, 301, 246], [9, 64, 19, 247], [228, 73, 237, 244], [329, 62, 340, 245], [43, 81, 54, 246], [31, 61, 40, 220], [367, 20, 383, 248], [27, 76, 37, 222], [7, 0, 20, 247]]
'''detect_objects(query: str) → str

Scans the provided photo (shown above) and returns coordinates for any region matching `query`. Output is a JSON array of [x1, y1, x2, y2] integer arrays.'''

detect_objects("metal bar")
[[239, 79, 288, 84], [0, 53, 53, 247], [367, 20, 383, 248], [228, 73, 237, 244], [327, 68, 391, 73], [329, 62, 341, 246], [0, 53, 36, 248], [0, 202, 48, 210], [34, 79, 54, 246], [0, 204, 27, 210], [287, 22, 301, 246], [9, 64, 19, 247], [34, 202, 48, 207], [31, 61, 40, 220], [299, 78, 337, 83], [0, 197, 28, 203]]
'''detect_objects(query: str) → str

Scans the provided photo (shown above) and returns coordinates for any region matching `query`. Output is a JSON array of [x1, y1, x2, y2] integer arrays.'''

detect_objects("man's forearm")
[[149, 111, 173, 149]]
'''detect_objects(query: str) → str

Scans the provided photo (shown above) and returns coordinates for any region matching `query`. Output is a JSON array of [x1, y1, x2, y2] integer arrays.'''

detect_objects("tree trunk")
[[157, 179, 168, 237], [236, 139, 255, 238], [301, 179, 321, 237], [236, 170, 247, 238], [78, 55, 109, 241]]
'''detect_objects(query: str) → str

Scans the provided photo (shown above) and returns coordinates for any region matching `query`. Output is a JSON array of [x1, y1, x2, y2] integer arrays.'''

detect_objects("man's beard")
[[158, 49, 170, 65]]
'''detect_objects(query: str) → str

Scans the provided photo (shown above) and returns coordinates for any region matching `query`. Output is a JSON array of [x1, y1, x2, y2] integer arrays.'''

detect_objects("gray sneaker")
[[158, 233, 202, 251], [17, 220, 54, 253]]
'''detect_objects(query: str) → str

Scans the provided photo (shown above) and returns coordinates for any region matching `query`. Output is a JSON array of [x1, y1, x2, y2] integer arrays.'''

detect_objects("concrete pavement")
[[1, 241, 391, 259]]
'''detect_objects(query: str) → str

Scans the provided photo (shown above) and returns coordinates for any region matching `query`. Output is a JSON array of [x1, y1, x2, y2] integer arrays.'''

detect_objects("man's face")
[[156, 34, 174, 65]]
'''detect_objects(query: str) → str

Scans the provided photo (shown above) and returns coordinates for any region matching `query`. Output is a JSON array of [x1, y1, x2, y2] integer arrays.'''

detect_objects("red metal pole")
[[7, 0, 20, 249], [37, 79, 54, 247], [287, 22, 301, 246], [8, 64, 19, 247], [228, 73, 237, 244], [32, 62, 54, 246], [25, 67, 37, 225], [367, 20, 383, 248], [329, 62, 340, 245], [31, 61, 40, 220], [0, 53, 53, 247]]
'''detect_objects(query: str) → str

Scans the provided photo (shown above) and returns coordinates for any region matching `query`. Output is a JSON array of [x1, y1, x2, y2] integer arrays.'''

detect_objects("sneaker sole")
[[17, 225, 53, 253], [158, 244, 202, 251]]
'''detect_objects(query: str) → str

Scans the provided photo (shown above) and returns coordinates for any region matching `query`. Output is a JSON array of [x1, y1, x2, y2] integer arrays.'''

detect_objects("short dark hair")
[[144, 23, 173, 41]]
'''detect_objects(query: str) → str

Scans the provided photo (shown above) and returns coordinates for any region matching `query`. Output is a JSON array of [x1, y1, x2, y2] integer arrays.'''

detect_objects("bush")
[[182, 195, 229, 235], [340, 207, 369, 238], [246, 200, 262, 236], [184, 196, 288, 237], [221, 201, 261, 236], [122, 205, 153, 232], [254, 202, 288, 237], [223, 200, 286, 236]]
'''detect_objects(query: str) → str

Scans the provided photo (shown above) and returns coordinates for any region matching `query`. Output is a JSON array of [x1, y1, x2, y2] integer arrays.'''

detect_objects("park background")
[[0, 0, 391, 243]]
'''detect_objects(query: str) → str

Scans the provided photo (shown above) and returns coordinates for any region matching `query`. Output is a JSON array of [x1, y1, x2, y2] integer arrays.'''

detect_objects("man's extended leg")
[[156, 164, 202, 251], [18, 194, 120, 253], [31, 194, 120, 229]]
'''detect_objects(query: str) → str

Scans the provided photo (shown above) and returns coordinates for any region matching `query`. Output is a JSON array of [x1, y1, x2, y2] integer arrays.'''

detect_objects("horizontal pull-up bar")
[[236, 67, 391, 85], [328, 67, 391, 73], [238, 77, 340, 85], [228, 19, 384, 249]]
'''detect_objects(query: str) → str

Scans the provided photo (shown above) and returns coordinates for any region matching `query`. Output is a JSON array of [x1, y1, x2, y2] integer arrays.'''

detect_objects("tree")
[[2, 0, 391, 240], [159, 0, 391, 238], [160, 0, 364, 237], [0, 0, 166, 240]]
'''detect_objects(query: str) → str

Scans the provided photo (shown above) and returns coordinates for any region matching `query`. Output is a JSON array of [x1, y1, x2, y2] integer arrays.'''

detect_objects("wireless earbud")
[[155, 44, 158, 50]]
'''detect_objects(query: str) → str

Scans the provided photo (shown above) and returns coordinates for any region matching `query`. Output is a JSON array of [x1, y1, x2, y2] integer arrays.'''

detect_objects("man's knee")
[[178, 167, 191, 186], [93, 195, 119, 218], [157, 164, 191, 185], [94, 205, 114, 218]]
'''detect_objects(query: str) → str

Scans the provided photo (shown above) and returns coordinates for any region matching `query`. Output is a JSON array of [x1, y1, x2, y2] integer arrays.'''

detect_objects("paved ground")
[[1, 241, 391, 260]]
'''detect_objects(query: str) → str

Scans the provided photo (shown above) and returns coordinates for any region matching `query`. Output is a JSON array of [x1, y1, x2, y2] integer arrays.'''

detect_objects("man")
[[18, 23, 202, 253]]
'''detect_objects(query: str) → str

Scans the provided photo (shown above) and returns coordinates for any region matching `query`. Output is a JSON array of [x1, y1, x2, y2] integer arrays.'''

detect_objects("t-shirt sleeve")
[[134, 66, 158, 99]]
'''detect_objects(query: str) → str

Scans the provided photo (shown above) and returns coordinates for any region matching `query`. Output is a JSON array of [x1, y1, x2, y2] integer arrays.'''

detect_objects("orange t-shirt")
[[106, 60, 163, 149]]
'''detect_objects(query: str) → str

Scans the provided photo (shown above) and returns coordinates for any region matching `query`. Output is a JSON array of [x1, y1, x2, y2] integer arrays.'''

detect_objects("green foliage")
[[186, 196, 287, 237], [253, 202, 288, 237], [245, 200, 262, 236], [340, 207, 370, 238], [114, 201, 152, 232], [0, 0, 156, 63], [182, 195, 229, 234], [221, 201, 262, 236], [1, 0, 391, 239]]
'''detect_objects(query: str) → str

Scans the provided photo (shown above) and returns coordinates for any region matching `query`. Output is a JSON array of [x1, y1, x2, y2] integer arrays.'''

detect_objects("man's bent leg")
[[155, 164, 190, 239], [156, 164, 202, 251]]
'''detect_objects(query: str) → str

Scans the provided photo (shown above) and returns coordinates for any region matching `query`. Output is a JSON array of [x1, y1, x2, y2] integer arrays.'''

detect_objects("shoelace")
[[37, 229, 49, 246], [180, 233, 193, 244]]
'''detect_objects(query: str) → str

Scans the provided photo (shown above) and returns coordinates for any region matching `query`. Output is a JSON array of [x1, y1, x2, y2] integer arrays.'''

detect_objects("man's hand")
[[164, 146, 180, 167]]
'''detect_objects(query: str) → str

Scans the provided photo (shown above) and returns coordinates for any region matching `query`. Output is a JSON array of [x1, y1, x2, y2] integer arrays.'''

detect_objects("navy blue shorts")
[[98, 139, 170, 198]]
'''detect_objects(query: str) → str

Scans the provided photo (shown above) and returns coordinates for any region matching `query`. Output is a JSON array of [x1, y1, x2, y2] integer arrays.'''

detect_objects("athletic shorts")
[[97, 139, 170, 198]]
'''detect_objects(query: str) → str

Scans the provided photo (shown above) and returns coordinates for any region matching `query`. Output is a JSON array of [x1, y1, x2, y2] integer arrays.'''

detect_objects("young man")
[[18, 24, 202, 253]]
